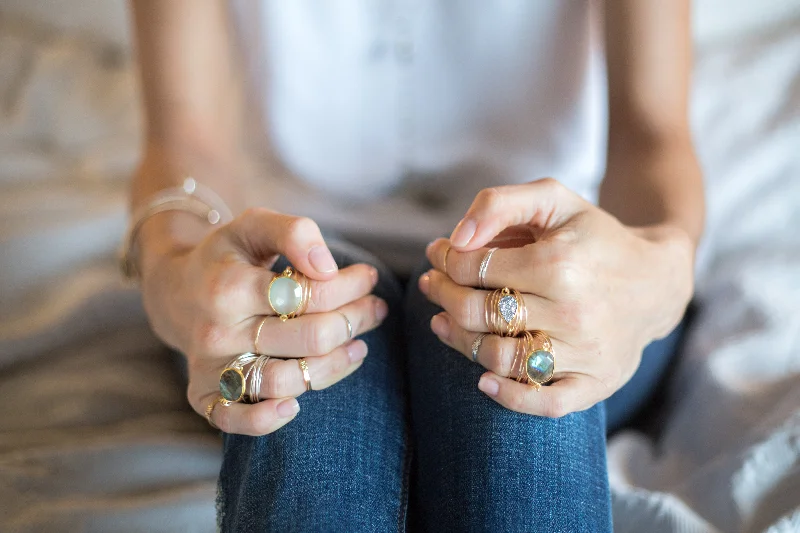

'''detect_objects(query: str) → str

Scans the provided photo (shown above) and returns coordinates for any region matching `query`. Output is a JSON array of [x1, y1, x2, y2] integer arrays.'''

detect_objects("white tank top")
[[233, 1, 606, 271]]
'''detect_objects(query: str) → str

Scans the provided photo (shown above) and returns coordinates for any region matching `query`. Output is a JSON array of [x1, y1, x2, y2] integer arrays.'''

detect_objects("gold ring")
[[337, 311, 353, 340], [484, 287, 526, 337], [443, 245, 452, 276], [205, 395, 227, 429], [521, 330, 556, 390], [254, 316, 268, 353], [478, 247, 498, 289], [268, 266, 312, 321], [298, 358, 312, 391]]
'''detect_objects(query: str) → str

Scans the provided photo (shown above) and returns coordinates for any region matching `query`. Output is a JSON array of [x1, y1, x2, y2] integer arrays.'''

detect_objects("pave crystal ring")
[[515, 331, 555, 390], [219, 353, 259, 403], [485, 287, 526, 337], [268, 267, 311, 321]]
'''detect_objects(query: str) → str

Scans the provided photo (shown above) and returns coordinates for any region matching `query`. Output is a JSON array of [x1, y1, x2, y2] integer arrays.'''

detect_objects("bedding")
[[0, 2, 798, 531]]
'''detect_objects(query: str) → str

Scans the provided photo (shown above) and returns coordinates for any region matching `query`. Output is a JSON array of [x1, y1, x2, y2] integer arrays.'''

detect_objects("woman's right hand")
[[137, 207, 388, 436]]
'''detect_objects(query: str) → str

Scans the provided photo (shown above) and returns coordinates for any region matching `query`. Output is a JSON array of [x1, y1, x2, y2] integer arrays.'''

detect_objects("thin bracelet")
[[120, 177, 233, 281]]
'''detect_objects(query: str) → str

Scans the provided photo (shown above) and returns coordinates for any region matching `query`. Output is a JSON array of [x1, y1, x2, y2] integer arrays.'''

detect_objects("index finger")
[[204, 393, 300, 436]]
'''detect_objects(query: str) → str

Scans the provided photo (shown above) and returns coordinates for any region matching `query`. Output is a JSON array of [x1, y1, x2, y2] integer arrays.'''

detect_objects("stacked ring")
[[485, 287, 527, 337], [478, 247, 498, 289], [247, 354, 271, 403], [268, 267, 311, 321]]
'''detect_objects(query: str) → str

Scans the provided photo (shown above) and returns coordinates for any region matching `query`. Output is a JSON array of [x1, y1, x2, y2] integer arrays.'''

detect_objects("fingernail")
[[375, 298, 389, 321], [277, 398, 300, 418], [430, 314, 449, 338], [418, 273, 430, 294], [308, 245, 338, 273], [425, 241, 436, 255], [478, 376, 500, 396], [347, 340, 368, 362], [450, 219, 476, 248], [370, 267, 379, 285]]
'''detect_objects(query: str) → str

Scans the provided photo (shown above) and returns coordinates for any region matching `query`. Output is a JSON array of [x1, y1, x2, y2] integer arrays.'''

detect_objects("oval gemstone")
[[526, 350, 555, 384], [220, 368, 244, 402], [269, 276, 303, 315]]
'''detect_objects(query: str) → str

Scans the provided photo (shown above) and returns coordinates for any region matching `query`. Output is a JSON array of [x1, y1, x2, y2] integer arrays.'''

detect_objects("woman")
[[127, 1, 702, 531]]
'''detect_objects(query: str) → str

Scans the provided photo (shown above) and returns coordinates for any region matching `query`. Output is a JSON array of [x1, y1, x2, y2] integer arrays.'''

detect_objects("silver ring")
[[337, 311, 353, 339], [471, 333, 488, 363], [248, 355, 270, 403], [478, 248, 498, 289]]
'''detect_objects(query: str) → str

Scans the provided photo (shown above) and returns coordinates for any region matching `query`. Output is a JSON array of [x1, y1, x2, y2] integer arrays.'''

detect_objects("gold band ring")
[[443, 245, 452, 276], [337, 311, 353, 340], [254, 316, 268, 353], [205, 395, 228, 429], [298, 358, 312, 391], [268, 267, 312, 321], [485, 287, 526, 337]]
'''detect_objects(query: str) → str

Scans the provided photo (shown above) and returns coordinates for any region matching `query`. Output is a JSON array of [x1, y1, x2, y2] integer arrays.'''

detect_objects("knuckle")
[[328, 351, 350, 377], [305, 320, 337, 356], [205, 267, 242, 312], [263, 364, 288, 396], [193, 321, 227, 354], [476, 187, 505, 211], [456, 296, 477, 328], [537, 177, 561, 191], [454, 253, 474, 285], [284, 216, 318, 243], [214, 405, 233, 434], [508, 389, 528, 412]]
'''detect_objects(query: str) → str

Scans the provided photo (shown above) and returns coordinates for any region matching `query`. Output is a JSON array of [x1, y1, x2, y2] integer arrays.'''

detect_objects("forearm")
[[599, 132, 705, 248], [129, 0, 248, 274]]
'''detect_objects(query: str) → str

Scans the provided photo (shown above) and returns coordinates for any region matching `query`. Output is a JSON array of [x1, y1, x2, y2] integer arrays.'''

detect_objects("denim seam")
[[396, 421, 413, 532]]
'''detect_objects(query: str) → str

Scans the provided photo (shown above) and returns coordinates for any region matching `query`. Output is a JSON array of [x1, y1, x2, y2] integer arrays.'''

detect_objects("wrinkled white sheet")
[[0, 3, 798, 532]]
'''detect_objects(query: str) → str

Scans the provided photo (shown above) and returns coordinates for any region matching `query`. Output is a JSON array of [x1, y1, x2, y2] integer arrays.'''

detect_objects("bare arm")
[[600, 0, 705, 247], [129, 0, 246, 272]]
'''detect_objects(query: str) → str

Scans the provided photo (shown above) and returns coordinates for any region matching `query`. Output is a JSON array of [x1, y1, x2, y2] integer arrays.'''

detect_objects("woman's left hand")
[[418, 178, 695, 417]]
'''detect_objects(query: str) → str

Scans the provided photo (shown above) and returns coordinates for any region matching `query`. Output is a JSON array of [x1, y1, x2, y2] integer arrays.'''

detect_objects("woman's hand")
[[419, 179, 694, 417], [138, 208, 388, 435]]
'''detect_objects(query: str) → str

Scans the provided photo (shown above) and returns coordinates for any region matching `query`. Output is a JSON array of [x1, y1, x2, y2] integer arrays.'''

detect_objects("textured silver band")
[[478, 247, 498, 289], [471, 332, 488, 363]]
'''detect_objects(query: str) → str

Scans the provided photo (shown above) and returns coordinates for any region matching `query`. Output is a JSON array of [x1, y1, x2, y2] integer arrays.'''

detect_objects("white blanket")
[[0, 2, 798, 532]]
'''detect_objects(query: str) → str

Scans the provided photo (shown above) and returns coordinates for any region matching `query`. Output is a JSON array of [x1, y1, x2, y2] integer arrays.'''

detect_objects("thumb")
[[448, 178, 584, 251], [226, 207, 338, 280]]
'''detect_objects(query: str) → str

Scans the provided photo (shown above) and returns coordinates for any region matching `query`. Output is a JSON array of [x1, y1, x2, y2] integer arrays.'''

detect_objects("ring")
[[443, 245, 452, 276], [485, 287, 527, 337], [204, 395, 227, 429], [471, 332, 488, 363], [268, 266, 311, 321], [298, 358, 312, 391], [478, 247, 498, 289], [219, 353, 258, 403], [247, 355, 270, 403], [254, 316, 268, 353], [522, 330, 556, 390], [337, 311, 353, 340]]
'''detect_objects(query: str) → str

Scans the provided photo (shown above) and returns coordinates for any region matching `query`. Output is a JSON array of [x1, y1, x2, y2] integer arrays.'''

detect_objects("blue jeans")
[[217, 245, 684, 532]]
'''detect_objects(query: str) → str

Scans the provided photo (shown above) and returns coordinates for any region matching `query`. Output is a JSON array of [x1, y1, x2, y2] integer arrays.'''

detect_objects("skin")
[[421, 0, 703, 416], [129, 0, 703, 431]]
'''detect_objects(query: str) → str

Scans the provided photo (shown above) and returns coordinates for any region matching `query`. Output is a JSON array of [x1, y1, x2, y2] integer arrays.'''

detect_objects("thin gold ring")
[[298, 358, 312, 391], [337, 311, 353, 340], [254, 316, 268, 353], [205, 395, 227, 429], [443, 245, 452, 276], [471, 332, 488, 363]]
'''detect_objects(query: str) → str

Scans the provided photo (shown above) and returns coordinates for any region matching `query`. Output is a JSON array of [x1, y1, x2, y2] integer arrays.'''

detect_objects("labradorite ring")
[[219, 353, 258, 403], [522, 331, 555, 390]]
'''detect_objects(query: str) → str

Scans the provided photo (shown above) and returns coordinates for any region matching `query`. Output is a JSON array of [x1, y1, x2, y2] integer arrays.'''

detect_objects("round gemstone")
[[219, 368, 244, 402], [269, 276, 303, 316], [526, 350, 555, 384]]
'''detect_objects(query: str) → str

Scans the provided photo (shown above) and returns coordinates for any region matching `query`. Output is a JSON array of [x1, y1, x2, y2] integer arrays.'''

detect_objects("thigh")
[[218, 241, 410, 533], [405, 263, 612, 533]]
